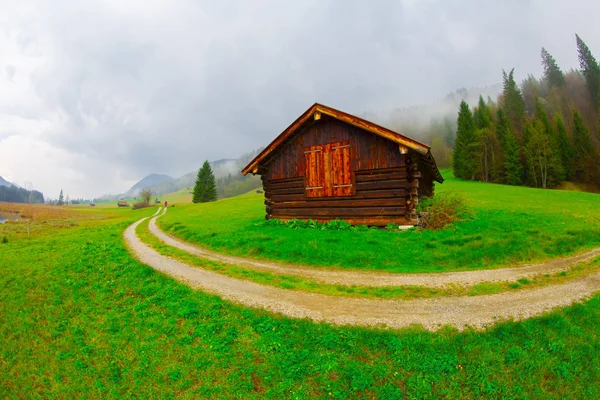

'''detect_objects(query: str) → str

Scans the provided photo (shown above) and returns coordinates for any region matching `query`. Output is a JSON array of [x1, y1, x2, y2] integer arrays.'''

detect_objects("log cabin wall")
[[261, 116, 424, 226]]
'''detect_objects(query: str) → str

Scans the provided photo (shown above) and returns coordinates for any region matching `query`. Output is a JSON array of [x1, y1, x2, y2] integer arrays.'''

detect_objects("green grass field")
[[157, 170, 600, 273], [2, 203, 600, 398]]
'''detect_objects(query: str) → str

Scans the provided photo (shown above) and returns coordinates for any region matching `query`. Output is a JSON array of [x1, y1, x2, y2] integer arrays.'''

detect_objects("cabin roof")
[[241, 103, 443, 183]]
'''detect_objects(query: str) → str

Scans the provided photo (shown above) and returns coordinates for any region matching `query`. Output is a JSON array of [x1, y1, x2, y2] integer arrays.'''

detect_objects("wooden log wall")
[[263, 166, 414, 226], [264, 117, 404, 181], [258, 116, 436, 226]]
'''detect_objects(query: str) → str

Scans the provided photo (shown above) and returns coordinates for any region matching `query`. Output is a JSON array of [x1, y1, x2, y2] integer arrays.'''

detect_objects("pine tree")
[[453, 101, 476, 180], [501, 69, 526, 136], [503, 131, 523, 185], [473, 95, 491, 130], [525, 119, 562, 188], [572, 110, 595, 182], [576, 34, 600, 108], [534, 99, 564, 183], [58, 189, 64, 206], [555, 114, 575, 181], [495, 108, 509, 145], [541, 47, 565, 88], [193, 160, 218, 203]]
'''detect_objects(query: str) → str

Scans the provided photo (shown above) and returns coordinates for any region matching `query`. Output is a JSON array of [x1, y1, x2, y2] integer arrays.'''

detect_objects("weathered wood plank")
[[352, 189, 408, 199], [355, 166, 406, 175], [264, 179, 304, 190], [271, 207, 406, 217], [269, 187, 305, 195], [268, 176, 304, 184], [355, 171, 408, 182], [271, 198, 406, 208], [355, 179, 410, 191]]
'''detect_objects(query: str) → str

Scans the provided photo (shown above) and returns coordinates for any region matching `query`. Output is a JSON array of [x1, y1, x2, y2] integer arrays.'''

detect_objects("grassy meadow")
[[157, 170, 600, 273], [2, 203, 600, 398]]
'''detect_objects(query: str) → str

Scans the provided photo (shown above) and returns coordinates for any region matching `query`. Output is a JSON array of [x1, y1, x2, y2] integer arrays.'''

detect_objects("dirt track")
[[125, 214, 600, 330], [148, 208, 600, 287]]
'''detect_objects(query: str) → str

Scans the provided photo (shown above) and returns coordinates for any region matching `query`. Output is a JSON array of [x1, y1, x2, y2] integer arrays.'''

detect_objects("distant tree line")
[[452, 33, 600, 189], [0, 185, 44, 204]]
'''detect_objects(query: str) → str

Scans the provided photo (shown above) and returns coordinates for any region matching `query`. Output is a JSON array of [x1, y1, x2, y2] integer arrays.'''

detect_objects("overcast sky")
[[1, 0, 599, 198]]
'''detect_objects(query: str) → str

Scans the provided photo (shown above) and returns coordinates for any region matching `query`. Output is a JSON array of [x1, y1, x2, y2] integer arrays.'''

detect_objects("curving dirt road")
[[126, 215, 600, 331], [148, 208, 600, 287]]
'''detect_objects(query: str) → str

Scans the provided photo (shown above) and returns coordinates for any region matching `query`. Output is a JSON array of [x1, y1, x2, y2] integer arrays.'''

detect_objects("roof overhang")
[[242, 103, 443, 183]]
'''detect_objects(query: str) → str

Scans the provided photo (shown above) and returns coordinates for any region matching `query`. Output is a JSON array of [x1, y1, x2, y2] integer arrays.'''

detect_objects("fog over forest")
[[1, 0, 599, 198]]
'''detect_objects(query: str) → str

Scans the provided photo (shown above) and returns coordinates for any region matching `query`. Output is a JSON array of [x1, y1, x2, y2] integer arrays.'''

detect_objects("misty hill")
[[0, 182, 44, 204], [119, 174, 175, 199], [103, 150, 263, 201], [0, 175, 14, 187]]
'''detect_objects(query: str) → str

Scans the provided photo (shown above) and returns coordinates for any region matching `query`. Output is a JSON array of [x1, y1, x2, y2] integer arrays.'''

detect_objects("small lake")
[[0, 211, 21, 224]]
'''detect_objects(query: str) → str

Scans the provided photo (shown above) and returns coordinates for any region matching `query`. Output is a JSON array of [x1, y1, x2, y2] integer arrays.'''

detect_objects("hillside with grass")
[[157, 170, 600, 273], [2, 187, 600, 397]]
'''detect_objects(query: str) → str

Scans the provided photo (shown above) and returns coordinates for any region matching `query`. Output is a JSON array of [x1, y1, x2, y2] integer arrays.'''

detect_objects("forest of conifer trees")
[[452, 34, 600, 190]]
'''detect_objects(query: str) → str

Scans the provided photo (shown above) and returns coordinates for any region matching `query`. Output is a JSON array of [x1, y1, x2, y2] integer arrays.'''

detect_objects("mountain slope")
[[0, 175, 13, 187], [121, 174, 175, 199]]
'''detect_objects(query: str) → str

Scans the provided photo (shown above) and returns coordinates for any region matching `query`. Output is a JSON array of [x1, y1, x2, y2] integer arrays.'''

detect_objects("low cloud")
[[0, 0, 598, 198]]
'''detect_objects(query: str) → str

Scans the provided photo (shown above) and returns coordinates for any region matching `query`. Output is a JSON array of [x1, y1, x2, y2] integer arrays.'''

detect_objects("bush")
[[418, 191, 472, 230], [132, 202, 151, 210], [1, 235, 8, 244]]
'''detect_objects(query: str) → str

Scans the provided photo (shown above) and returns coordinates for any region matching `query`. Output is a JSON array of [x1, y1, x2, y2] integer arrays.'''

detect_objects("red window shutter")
[[304, 141, 352, 198], [304, 146, 324, 198], [331, 142, 352, 196]]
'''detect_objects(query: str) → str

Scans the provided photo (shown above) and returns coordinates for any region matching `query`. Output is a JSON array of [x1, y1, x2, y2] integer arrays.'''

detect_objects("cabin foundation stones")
[[243, 103, 443, 226]]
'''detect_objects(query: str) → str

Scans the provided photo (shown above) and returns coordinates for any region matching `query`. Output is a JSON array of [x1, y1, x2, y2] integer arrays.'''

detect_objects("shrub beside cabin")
[[242, 103, 443, 226]]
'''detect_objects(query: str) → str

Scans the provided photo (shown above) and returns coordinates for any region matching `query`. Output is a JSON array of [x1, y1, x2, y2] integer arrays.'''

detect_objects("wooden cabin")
[[241, 103, 443, 226]]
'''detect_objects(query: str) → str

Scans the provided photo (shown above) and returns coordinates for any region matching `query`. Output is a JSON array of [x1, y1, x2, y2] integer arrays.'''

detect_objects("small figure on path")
[[164, 200, 168, 208]]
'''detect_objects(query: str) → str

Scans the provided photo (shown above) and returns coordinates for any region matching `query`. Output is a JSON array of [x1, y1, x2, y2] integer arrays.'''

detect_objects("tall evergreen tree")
[[534, 98, 564, 183], [495, 108, 510, 145], [525, 119, 562, 188], [576, 34, 600, 108], [58, 189, 64, 206], [501, 69, 526, 136], [572, 110, 595, 182], [453, 101, 476, 180], [503, 130, 523, 186], [473, 95, 491, 130], [193, 160, 218, 203], [555, 114, 575, 181], [541, 47, 565, 88]]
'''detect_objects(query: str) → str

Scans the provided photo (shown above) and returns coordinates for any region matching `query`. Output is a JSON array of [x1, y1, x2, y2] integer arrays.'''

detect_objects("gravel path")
[[126, 216, 600, 331], [148, 208, 600, 287]]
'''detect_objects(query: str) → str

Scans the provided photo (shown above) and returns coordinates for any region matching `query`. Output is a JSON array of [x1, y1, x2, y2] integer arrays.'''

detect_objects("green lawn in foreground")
[[1, 207, 600, 398], [157, 170, 600, 273]]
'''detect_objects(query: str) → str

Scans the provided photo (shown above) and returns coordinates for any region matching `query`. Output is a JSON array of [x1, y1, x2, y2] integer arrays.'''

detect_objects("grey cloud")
[[2, 0, 600, 197]]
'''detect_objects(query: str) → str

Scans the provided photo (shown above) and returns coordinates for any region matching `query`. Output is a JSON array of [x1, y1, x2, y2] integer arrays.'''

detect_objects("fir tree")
[[473, 95, 491, 130], [193, 160, 218, 203], [501, 69, 526, 136], [503, 130, 523, 186], [453, 101, 476, 180], [525, 119, 562, 188], [58, 189, 64, 206], [572, 110, 595, 182], [534, 98, 564, 183], [576, 34, 600, 108], [541, 47, 565, 88], [555, 114, 575, 181], [495, 108, 509, 145]]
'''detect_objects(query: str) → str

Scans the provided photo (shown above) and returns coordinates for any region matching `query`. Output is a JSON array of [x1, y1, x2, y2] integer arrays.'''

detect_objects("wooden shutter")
[[304, 141, 352, 198], [331, 142, 352, 196], [304, 145, 324, 197]]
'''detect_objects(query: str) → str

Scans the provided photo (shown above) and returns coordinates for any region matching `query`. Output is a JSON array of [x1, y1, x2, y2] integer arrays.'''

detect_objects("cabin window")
[[304, 141, 352, 198]]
